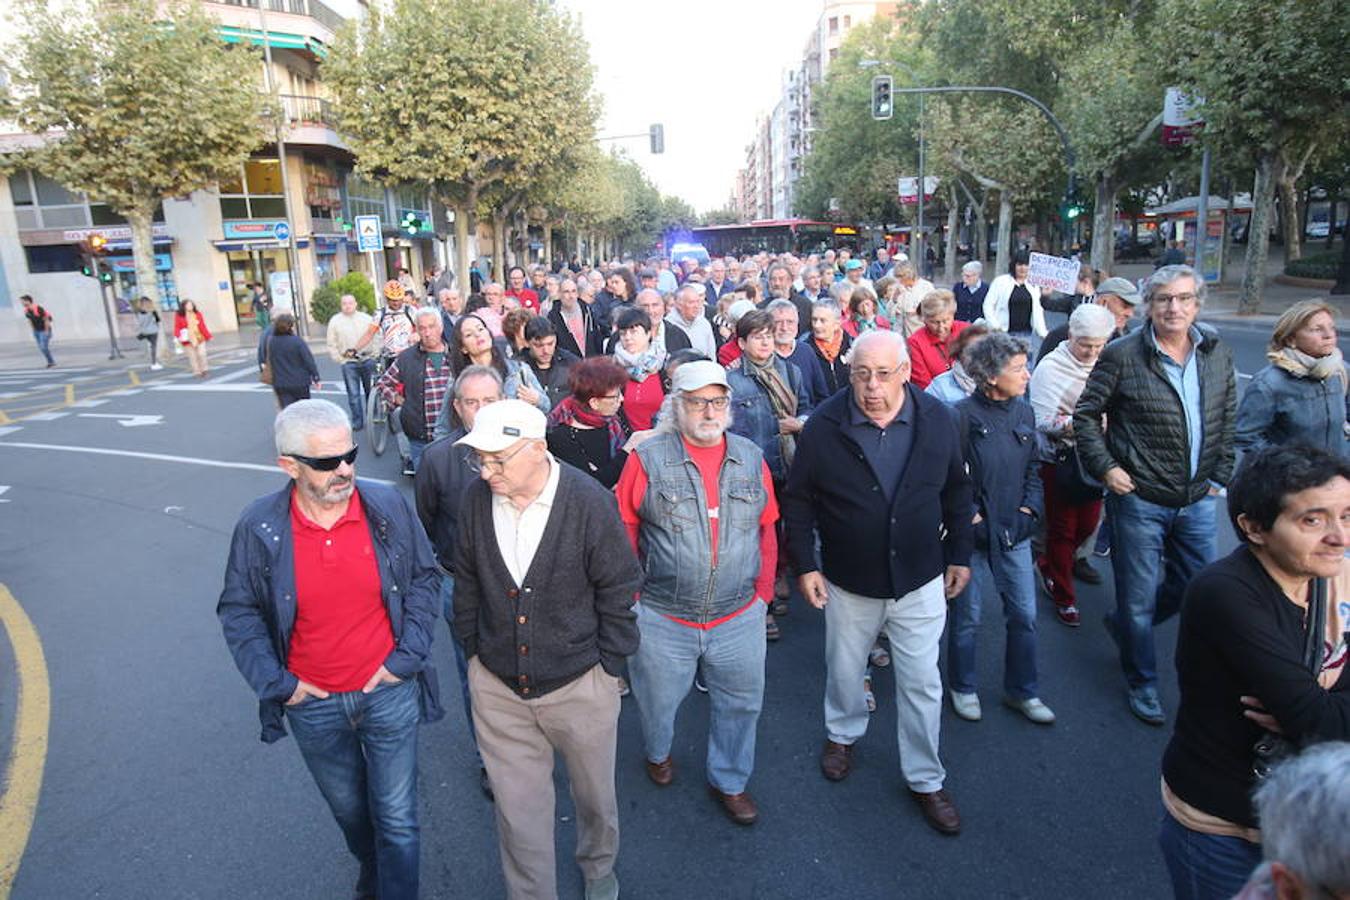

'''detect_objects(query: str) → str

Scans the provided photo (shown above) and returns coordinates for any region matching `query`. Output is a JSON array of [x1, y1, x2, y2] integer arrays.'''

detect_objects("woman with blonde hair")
[[1236, 299, 1346, 456]]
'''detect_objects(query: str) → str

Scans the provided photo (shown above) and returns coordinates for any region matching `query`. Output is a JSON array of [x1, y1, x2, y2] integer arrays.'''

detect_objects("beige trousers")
[[468, 657, 621, 900], [183, 342, 208, 375]]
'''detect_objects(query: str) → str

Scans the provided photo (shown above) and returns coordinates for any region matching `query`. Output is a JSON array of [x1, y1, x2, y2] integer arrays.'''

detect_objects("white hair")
[[1254, 742, 1350, 897], [962, 260, 983, 275], [1068, 303, 1117, 340], [414, 306, 442, 325], [275, 399, 351, 455], [849, 328, 910, 365]]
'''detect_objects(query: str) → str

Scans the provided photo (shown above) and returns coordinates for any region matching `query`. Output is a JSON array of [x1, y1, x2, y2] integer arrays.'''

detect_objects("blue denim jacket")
[[1235, 363, 1349, 457], [725, 354, 813, 481], [218, 479, 444, 743]]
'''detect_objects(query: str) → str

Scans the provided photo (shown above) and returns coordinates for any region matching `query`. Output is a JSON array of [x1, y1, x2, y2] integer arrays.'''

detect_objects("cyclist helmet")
[[383, 280, 406, 301]]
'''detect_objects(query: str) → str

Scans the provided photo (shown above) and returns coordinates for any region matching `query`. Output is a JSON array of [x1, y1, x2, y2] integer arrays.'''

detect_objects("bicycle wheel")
[[366, 387, 389, 456]]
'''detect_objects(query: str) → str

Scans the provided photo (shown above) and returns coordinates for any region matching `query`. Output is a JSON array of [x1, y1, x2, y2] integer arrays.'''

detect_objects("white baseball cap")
[[454, 399, 546, 453], [670, 360, 730, 393]]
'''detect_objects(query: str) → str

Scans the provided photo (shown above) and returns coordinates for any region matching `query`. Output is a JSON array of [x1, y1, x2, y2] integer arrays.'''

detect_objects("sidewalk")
[[0, 326, 328, 373]]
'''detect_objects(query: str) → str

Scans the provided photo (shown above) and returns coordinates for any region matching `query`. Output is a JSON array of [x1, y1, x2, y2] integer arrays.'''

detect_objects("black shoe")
[[1073, 557, 1103, 584], [401, 457, 415, 477], [479, 766, 494, 802]]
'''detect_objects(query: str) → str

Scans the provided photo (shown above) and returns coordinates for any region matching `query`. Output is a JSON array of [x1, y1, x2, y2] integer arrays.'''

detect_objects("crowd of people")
[[219, 246, 1348, 900]]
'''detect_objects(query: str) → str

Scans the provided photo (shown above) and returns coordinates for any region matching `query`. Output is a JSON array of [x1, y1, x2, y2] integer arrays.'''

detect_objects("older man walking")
[[1074, 264, 1237, 726], [616, 361, 778, 825], [326, 294, 377, 430], [453, 400, 642, 900], [782, 330, 973, 836], [218, 399, 443, 900]]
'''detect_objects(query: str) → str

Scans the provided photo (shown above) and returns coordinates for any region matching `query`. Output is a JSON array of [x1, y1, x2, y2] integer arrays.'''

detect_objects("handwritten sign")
[[1026, 252, 1080, 294]]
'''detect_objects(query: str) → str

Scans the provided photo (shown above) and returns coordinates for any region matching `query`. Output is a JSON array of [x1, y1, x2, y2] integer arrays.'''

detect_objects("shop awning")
[[218, 27, 327, 57]]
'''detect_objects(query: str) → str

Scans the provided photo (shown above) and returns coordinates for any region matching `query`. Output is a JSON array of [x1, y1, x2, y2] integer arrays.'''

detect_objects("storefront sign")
[[108, 254, 172, 273], [1162, 88, 1204, 147], [223, 220, 291, 241], [1026, 252, 1080, 294], [63, 225, 170, 242]]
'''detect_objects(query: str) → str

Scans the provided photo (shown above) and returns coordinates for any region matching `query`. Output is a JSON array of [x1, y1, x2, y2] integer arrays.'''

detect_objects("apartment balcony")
[[276, 93, 349, 152], [205, 0, 344, 55]]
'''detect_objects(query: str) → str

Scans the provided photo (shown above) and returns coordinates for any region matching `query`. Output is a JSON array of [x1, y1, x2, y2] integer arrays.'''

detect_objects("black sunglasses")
[[288, 446, 359, 471]]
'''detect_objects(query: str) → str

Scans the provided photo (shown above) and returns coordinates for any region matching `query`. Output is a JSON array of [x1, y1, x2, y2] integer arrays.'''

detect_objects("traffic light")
[[98, 262, 114, 284], [89, 233, 109, 255], [649, 123, 664, 154], [401, 212, 422, 236], [80, 259, 96, 278], [1063, 200, 1085, 220], [871, 75, 893, 121]]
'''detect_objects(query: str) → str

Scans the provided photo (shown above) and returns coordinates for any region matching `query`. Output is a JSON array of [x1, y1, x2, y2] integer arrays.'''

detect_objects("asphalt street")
[[0, 318, 1276, 899]]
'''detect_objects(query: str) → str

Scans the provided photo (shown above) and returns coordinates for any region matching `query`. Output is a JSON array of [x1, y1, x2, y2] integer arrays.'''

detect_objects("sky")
[[556, 0, 827, 214]]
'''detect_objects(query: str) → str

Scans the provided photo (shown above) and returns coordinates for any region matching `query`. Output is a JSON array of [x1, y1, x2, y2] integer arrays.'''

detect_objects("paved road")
[[0, 324, 1267, 899]]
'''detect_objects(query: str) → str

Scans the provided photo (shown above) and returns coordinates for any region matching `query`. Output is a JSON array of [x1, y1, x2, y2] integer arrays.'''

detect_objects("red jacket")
[[907, 320, 967, 389], [173, 310, 212, 346]]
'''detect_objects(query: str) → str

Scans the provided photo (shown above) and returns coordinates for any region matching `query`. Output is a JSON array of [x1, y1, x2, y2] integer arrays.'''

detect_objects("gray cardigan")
[[452, 460, 641, 697]]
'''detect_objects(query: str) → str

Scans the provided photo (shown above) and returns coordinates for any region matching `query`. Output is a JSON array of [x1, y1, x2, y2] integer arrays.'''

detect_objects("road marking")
[[62, 385, 73, 404], [206, 366, 263, 385], [21, 412, 68, 422], [0, 584, 51, 898], [68, 399, 108, 409], [77, 413, 162, 428], [0, 487, 8, 503], [0, 430, 19, 439], [102, 389, 144, 397], [151, 384, 346, 397], [0, 442, 394, 484]]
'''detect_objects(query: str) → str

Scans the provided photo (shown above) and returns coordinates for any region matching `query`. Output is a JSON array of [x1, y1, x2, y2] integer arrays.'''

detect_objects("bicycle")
[[365, 355, 392, 456]]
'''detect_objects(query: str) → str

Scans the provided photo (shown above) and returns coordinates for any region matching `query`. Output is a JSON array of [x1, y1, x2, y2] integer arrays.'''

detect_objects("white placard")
[[268, 271, 294, 314], [1026, 252, 1080, 294]]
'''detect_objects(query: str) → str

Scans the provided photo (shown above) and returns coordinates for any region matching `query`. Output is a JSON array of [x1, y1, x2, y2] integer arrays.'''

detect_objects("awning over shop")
[[218, 27, 327, 56]]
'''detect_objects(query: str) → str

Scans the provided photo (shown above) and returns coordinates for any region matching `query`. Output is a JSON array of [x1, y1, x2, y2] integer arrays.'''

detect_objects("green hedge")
[[1285, 249, 1340, 280], [310, 272, 378, 324]]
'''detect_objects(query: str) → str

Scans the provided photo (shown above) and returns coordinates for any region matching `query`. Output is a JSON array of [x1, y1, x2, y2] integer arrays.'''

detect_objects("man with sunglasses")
[[615, 360, 779, 826], [451, 400, 641, 900], [218, 399, 443, 900]]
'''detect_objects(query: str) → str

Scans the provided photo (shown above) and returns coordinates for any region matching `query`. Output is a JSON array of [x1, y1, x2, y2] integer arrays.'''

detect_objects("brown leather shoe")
[[911, 788, 961, 835], [820, 740, 853, 782], [708, 785, 758, 825], [645, 756, 674, 786]]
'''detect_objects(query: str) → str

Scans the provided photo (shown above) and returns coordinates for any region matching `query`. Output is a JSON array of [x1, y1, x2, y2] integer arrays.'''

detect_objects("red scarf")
[[547, 395, 628, 456]]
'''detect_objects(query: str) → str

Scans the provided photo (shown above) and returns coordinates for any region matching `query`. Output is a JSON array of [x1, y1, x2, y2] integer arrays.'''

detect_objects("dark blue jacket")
[[956, 392, 1043, 551], [782, 385, 973, 598], [725, 354, 813, 482], [953, 281, 989, 323], [779, 342, 830, 406], [218, 480, 444, 743], [258, 331, 319, 390]]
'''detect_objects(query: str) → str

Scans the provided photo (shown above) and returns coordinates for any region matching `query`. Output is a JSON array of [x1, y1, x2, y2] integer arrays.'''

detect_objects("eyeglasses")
[[597, 392, 623, 402], [681, 395, 731, 412], [467, 441, 532, 474], [1153, 292, 1197, 306], [849, 367, 901, 383], [288, 446, 359, 471]]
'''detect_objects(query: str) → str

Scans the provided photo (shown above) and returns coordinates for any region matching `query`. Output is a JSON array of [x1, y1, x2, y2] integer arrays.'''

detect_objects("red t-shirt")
[[506, 287, 540, 314], [287, 488, 394, 693], [616, 436, 778, 628], [622, 375, 665, 431]]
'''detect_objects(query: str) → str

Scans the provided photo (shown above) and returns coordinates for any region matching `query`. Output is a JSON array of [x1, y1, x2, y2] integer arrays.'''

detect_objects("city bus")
[[689, 219, 860, 258]]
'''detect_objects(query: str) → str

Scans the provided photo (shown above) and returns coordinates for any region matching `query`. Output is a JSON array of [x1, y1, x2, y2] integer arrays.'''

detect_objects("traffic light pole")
[[93, 258, 124, 360]]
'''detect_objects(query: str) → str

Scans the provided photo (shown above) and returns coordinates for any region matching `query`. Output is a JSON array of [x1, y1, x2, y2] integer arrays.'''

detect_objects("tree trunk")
[[452, 203, 471, 296], [1091, 175, 1117, 274], [491, 212, 506, 280], [543, 223, 553, 268], [1240, 154, 1277, 315], [126, 206, 159, 312], [945, 187, 959, 284], [1326, 196, 1339, 251], [1277, 167, 1303, 263], [975, 203, 988, 265], [994, 192, 1013, 279]]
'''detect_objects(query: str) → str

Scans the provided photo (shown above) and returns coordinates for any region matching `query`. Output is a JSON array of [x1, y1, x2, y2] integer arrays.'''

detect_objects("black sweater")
[[258, 332, 318, 390], [452, 462, 642, 697], [547, 424, 629, 490], [412, 429, 474, 571], [1162, 547, 1349, 828], [782, 386, 973, 599]]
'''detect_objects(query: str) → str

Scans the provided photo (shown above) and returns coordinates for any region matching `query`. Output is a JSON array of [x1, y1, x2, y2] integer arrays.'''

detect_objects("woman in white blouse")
[[984, 251, 1047, 339]]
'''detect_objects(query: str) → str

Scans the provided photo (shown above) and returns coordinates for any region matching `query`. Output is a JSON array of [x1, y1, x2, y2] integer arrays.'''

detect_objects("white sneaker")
[[949, 690, 982, 721], [149, 363, 163, 371], [1004, 696, 1056, 725]]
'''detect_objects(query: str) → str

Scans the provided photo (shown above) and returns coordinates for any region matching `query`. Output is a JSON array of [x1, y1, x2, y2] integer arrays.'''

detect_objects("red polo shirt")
[[287, 488, 394, 693]]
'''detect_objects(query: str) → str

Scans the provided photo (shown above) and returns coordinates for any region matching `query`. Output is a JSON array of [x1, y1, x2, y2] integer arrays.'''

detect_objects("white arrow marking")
[[164, 505, 183, 514], [77, 413, 163, 428], [0, 486, 9, 503]]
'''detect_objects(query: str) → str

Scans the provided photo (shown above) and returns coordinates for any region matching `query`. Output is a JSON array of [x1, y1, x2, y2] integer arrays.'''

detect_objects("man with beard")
[[219, 399, 442, 900], [761, 262, 812, 336]]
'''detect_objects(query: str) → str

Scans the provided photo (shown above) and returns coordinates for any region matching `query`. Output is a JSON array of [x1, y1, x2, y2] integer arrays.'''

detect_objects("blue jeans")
[[1158, 808, 1262, 900], [947, 541, 1040, 699], [439, 575, 478, 754], [286, 679, 421, 900], [341, 359, 375, 428], [628, 600, 766, 794], [1106, 492, 1216, 690], [33, 329, 54, 365]]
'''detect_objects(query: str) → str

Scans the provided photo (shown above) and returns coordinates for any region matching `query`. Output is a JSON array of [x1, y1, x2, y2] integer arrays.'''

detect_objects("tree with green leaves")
[[1161, 0, 1350, 311], [0, 0, 273, 309], [324, 0, 597, 285]]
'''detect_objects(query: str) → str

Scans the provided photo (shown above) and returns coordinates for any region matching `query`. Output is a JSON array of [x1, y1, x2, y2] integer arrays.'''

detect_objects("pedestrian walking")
[[617, 360, 779, 825], [325, 293, 377, 431], [612, 307, 667, 431], [952, 261, 987, 324], [1074, 264, 1238, 726], [173, 299, 212, 378], [452, 400, 641, 900], [377, 308, 455, 476], [907, 290, 968, 389], [249, 282, 272, 330], [782, 329, 974, 836], [217, 399, 443, 900], [134, 297, 163, 371], [983, 252, 1047, 344], [19, 294, 55, 367], [260, 313, 320, 408], [546, 357, 653, 489]]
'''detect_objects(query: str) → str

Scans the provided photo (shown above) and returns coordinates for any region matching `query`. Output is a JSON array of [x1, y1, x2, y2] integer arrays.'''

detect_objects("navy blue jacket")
[[779, 341, 830, 406], [218, 480, 444, 743], [782, 385, 973, 598], [956, 392, 1044, 551], [258, 331, 319, 390], [953, 281, 989, 323]]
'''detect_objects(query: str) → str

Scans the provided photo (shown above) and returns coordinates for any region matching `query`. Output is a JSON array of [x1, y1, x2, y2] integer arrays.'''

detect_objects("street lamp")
[[861, 59, 926, 270]]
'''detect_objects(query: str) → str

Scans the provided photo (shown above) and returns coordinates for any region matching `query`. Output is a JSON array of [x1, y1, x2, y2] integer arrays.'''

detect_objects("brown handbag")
[[259, 336, 274, 385]]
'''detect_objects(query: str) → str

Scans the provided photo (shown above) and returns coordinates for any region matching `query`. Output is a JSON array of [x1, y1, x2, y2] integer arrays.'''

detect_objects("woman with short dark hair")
[[612, 307, 666, 430], [1159, 445, 1350, 900], [259, 312, 320, 408]]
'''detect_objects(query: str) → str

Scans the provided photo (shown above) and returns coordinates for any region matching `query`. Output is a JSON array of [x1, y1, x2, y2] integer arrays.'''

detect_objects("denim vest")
[[634, 431, 767, 623]]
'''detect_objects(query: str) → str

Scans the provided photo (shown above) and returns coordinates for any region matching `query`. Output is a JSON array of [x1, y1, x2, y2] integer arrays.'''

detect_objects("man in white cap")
[[615, 360, 778, 826], [451, 399, 641, 900]]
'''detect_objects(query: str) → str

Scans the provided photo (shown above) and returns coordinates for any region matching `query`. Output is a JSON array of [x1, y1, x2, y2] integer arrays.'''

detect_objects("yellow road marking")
[[0, 371, 151, 425], [0, 412, 9, 426], [62, 385, 73, 405], [128, 371, 140, 387], [0, 584, 51, 898]]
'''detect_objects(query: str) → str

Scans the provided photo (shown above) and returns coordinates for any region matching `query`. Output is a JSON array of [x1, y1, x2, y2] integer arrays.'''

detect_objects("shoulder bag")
[[259, 336, 274, 385]]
